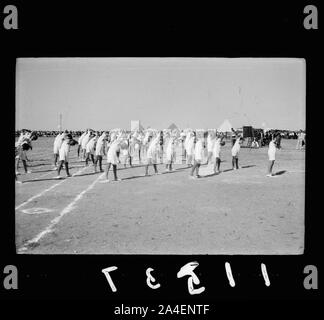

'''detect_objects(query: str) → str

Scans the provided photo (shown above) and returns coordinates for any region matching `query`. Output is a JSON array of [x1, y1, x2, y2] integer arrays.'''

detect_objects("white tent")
[[218, 119, 233, 133]]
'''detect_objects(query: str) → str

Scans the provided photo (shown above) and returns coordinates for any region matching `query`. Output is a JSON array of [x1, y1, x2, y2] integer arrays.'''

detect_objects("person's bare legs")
[[65, 162, 71, 177], [94, 156, 99, 172], [190, 161, 199, 177], [99, 156, 103, 172], [57, 160, 64, 176], [187, 155, 193, 167], [112, 164, 118, 180], [207, 151, 213, 164], [235, 157, 239, 169], [195, 162, 201, 176], [53, 153, 58, 168], [85, 153, 90, 166], [15, 157, 20, 174], [145, 164, 149, 176], [214, 157, 221, 173], [22, 160, 28, 173], [267, 160, 275, 176], [105, 163, 111, 180], [77, 144, 81, 158]]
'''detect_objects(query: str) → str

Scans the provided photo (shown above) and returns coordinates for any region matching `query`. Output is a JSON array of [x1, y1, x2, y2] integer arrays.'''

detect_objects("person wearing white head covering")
[[81, 129, 92, 161], [142, 130, 151, 160], [15, 130, 34, 175], [15, 135, 32, 175], [206, 130, 216, 164], [128, 132, 139, 166], [85, 132, 98, 166], [101, 135, 122, 182], [55, 134, 78, 179], [94, 131, 108, 173], [185, 131, 195, 167], [77, 130, 87, 159], [267, 133, 281, 177], [136, 131, 145, 163], [144, 131, 161, 176], [53, 131, 66, 169], [231, 135, 244, 170], [16, 129, 27, 146], [165, 131, 179, 172], [189, 132, 204, 179], [212, 132, 225, 173]]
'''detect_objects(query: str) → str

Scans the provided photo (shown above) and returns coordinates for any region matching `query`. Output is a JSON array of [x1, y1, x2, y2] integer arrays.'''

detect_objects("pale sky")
[[16, 58, 306, 131]]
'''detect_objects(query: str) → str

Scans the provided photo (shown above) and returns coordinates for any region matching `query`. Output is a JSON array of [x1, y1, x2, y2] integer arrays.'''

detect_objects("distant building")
[[131, 120, 144, 131]]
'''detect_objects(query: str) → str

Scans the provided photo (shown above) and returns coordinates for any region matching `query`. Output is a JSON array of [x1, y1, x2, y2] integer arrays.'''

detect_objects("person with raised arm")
[[144, 131, 161, 176], [267, 132, 281, 177], [213, 132, 225, 174]]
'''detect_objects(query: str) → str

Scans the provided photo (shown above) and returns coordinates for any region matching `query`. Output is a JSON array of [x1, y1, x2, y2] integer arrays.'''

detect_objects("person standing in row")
[[213, 132, 225, 174], [94, 131, 109, 173], [81, 129, 92, 161], [145, 131, 161, 176], [185, 131, 195, 167], [231, 135, 244, 170], [77, 130, 87, 159], [85, 131, 98, 167], [165, 133, 177, 172], [206, 130, 216, 164], [189, 132, 204, 179], [55, 134, 78, 179], [53, 131, 66, 170], [101, 133, 122, 182], [267, 133, 281, 177]]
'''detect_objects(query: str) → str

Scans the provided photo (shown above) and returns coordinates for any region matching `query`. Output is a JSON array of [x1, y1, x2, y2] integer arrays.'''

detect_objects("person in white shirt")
[[129, 132, 140, 166], [251, 137, 259, 148], [15, 140, 32, 175], [120, 135, 132, 168], [185, 131, 195, 167], [85, 132, 98, 166], [144, 131, 161, 176], [55, 134, 77, 179], [77, 130, 87, 159], [165, 134, 177, 172], [267, 133, 281, 177], [81, 129, 92, 160], [101, 134, 123, 182], [231, 135, 244, 170], [15, 130, 35, 175], [206, 130, 216, 164], [16, 129, 27, 146], [300, 131, 306, 150], [53, 131, 66, 169], [212, 132, 225, 173], [189, 133, 204, 178], [296, 130, 302, 150], [94, 131, 109, 173]]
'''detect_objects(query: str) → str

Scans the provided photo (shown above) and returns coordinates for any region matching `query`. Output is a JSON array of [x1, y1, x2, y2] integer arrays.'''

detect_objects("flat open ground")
[[15, 138, 305, 254]]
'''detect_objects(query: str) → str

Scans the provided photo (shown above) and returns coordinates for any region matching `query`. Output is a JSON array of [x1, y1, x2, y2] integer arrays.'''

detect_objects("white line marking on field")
[[18, 172, 105, 253], [15, 166, 88, 210], [21, 207, 54, 215]]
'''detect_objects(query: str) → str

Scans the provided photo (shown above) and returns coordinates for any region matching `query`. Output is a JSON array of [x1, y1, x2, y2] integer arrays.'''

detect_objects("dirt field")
[[15, 137, 305, 254]]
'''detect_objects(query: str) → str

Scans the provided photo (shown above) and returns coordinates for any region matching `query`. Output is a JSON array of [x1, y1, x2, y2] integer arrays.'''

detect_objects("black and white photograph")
[[2, 1, 322, 301], [15, 57, 305, 255]]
